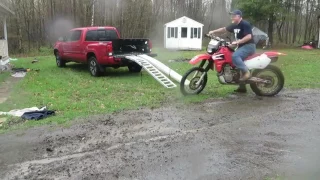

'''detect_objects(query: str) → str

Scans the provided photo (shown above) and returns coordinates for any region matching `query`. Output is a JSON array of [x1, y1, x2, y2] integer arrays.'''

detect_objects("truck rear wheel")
[[88, 56, 102, 77], [128, 63, 142, 73]]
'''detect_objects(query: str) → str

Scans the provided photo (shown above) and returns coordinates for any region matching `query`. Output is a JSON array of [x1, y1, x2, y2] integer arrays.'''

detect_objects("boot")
[[234, 84, 247, 93], [239, 71, 251, 81]]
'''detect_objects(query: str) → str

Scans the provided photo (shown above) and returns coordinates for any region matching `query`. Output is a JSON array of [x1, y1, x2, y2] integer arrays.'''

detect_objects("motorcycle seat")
[[245, 53, 262, 60]]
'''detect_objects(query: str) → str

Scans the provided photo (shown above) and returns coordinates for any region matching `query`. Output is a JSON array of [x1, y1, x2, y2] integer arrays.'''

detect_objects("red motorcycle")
[[180, 35, 285, 96]]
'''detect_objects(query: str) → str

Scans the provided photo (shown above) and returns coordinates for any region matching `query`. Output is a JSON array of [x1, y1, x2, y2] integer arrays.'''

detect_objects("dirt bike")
[[180, 34, 285, 96]]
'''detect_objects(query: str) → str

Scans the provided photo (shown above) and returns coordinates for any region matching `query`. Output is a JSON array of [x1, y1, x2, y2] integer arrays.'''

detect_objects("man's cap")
[[230, 10, 243, 17]]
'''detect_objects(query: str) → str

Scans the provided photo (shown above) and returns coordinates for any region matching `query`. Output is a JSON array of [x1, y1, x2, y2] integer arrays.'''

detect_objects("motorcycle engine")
[[221, 65, 239, 83], [223, 65, 233, 82]]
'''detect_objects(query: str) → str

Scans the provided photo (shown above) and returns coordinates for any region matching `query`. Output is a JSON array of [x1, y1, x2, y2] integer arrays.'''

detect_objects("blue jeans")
[[232, 43, 256, 72]]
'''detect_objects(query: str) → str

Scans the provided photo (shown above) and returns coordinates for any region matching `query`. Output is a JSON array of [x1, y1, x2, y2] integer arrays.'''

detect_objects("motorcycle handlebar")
[[204, 34, 212, 38], [205, 34, 224, 42]]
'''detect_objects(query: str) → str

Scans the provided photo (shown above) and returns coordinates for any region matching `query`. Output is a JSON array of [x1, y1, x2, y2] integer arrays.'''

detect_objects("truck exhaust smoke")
[[48, 19, 75, 42]]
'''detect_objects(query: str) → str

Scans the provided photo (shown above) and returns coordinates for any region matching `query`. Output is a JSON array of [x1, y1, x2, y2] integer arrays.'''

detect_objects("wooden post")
[[3, 17, 7, 40], [3, 16, 9, 57]]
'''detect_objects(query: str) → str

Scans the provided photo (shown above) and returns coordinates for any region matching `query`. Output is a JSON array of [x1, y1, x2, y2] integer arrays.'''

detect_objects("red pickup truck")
[[54, 26, 155, 76]]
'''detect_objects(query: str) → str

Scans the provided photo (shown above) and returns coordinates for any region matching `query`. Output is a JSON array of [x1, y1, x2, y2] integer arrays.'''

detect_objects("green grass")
[[0, 48, 319, 131], [0, 72, 10, 84], [12, 46, 53, 58], [275, 50, 320, 89], [265, 175, 285, 180]]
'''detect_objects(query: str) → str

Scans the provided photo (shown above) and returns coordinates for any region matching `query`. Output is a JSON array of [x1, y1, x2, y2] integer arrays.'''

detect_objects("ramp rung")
[[125, 55, 177, 89]]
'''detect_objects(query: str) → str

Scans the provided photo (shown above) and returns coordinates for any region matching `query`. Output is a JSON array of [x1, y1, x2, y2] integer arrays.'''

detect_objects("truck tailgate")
[[112, 39, 154, 57]]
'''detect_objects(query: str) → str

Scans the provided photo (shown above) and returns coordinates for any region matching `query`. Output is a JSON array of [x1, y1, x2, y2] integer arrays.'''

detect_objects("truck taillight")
[[107, 43, 113, 56], [148, 40, 152, 52]]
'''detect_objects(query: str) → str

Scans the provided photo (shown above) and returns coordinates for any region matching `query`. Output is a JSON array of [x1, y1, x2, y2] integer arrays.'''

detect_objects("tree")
[[4, 0, 320, 54], [234, 0, 284, 44]]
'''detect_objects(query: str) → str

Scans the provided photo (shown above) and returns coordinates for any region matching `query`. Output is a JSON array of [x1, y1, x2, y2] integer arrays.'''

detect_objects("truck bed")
[[112, 39, 154, 58]]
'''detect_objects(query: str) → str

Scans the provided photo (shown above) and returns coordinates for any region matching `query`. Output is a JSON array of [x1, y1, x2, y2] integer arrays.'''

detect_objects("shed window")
[[191, 27, 201, 39], [167, 27, 177, 38], [175, 27, 178, 38], [0, 21, 5, 40], [171, 28, 174, 38], [181, 27, 188, 38]]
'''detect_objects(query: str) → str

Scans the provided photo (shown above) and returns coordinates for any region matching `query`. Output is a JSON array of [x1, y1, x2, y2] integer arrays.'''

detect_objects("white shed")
[[164, 16, 204, 51], [0, 2, 14, 61]]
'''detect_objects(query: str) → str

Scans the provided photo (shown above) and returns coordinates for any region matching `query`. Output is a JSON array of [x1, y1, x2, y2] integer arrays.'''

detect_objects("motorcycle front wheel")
[[250, 65, 285, 96], [180, 67, 208, 96]]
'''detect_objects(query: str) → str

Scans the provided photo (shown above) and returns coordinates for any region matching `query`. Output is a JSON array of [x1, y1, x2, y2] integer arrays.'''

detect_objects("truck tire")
[[55, 51, 66, 67], [88, 56, 102, 77], [128, 63, 142, 73]]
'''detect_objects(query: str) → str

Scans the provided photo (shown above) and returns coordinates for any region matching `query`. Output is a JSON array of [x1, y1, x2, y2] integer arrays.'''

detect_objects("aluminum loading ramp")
[[125, 55, 177, 88]]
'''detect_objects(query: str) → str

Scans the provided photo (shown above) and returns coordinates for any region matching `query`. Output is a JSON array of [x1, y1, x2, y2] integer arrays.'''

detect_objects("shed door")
[[179, 27, 189, 49]]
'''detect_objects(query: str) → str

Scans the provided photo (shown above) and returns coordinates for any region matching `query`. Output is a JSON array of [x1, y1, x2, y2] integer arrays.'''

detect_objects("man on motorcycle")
[[209, 10, 256, 93]]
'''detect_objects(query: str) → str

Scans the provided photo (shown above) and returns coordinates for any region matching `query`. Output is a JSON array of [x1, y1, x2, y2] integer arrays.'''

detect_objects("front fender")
[[189, 54, 211, 65], [53, 43, 63, 56]]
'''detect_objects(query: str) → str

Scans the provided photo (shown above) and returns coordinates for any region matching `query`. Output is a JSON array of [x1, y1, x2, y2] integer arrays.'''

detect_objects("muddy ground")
[[1, 89, 320, 180]]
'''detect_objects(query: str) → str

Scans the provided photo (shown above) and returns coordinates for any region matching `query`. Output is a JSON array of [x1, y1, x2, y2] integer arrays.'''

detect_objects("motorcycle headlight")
[[207, 44, 218, 54]]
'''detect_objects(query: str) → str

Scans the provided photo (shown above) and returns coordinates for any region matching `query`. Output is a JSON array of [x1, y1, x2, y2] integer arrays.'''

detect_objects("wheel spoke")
[[90, 61, 97, 74], [56, 55, 60, 65], [255, 70, 280, 94]]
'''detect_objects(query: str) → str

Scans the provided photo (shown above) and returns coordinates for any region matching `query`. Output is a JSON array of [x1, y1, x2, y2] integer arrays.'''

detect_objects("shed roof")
[[165, 16, 204, 27], [0, 2, 14, 15]]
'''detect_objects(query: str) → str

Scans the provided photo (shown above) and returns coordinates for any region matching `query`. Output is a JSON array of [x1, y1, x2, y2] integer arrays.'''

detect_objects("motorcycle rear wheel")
[[250, 65, 285, 96], [180, 67, 208, 96]]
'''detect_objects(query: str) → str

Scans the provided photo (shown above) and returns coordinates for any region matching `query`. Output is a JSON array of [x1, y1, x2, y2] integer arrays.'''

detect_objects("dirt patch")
[[1, 89, 320, 179]]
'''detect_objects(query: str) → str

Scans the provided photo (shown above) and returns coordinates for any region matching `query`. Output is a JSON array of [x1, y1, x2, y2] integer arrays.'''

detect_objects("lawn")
[[0, 72, 10, 84], [0, 48, 320, 131]]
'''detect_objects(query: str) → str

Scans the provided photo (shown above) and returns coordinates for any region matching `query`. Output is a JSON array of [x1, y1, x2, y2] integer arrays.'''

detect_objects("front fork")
[[194, 60, 213, 86]]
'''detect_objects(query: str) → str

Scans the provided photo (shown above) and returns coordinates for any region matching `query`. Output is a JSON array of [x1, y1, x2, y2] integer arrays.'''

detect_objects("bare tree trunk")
[[268, 14, 275, 44], [277, 21, 284, 43], [104, 0, 107, 25], [304, 0, 310, 41], [285, 21, 289, 44], [5, 0, 320, 54], [292, 0, 300, 43], [91, 0, 96, 26], [73, 0, 77, 24]]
